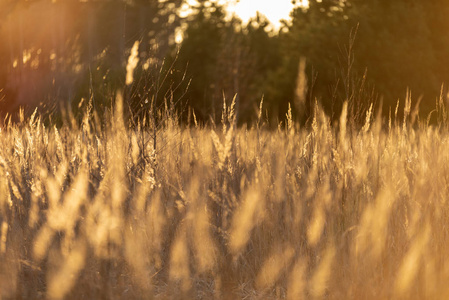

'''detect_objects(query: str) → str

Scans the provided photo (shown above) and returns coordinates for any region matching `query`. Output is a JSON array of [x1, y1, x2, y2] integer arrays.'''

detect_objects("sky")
[[180, 0, 307, 30], [228, 0, 307, 29]]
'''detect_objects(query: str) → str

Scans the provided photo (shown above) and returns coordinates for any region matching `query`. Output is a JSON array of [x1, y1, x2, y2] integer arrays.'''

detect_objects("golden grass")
[[1, 95, 449, 299]]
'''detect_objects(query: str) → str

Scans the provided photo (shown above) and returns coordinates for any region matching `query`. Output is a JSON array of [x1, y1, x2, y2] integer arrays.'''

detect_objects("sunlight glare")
[[229, 0, 307, 29]]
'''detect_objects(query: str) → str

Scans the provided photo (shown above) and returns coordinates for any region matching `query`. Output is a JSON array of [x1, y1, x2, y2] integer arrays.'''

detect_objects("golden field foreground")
[[1, 97, 449, 300]]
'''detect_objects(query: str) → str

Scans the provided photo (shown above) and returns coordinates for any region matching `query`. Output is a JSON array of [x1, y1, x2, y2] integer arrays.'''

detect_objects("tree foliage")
[[2, 0, 449, 124], [0, 0, 183, 116]]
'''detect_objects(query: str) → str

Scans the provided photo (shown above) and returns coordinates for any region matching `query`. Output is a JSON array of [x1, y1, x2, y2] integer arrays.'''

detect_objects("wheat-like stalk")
[[0, 94, 449, 299]]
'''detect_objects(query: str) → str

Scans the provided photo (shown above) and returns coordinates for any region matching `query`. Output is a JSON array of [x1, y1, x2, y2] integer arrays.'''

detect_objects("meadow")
[[1, 91, 449, 299]]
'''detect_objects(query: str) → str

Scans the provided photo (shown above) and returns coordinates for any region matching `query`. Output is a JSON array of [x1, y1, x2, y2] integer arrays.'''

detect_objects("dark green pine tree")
[[266, 0, 449, 123], [173, 0, 235, 122], [265, 0, 351, 123], [348, 0, 438, 116], [173, 2, 282, 124]]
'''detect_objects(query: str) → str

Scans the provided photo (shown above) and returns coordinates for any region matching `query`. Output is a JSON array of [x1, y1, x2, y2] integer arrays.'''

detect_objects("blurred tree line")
[[1, 0, 449, 124]]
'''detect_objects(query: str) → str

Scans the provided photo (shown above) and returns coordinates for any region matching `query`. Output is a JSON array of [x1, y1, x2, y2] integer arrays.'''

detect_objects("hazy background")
[[0, 0, 448, 124]]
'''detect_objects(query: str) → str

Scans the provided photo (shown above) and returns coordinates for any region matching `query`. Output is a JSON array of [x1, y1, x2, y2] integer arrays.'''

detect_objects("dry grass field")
[[1, 93, 449, 299]]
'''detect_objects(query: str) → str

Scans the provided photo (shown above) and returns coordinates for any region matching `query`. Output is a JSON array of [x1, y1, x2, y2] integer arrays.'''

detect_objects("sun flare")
[[229, 0, 307, 28]]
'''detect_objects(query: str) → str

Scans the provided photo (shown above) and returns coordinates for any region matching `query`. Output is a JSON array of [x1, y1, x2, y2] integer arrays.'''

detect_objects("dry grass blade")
[[0, 89, 449, 299]]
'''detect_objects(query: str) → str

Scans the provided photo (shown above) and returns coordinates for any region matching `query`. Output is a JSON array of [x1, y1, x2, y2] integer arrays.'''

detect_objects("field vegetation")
[[4, 1, 449, 299], [1, 87, 449, 299]]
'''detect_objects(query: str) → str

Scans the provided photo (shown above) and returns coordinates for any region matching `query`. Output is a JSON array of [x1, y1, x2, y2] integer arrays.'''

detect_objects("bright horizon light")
[[176, 0, 308, 43], [228, 0, 305, 29], [180, 0, 308, 30]]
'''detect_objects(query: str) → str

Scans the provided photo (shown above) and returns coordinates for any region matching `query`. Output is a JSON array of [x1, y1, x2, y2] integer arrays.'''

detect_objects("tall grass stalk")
[[1, 94, 449, 299]]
